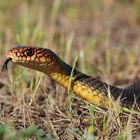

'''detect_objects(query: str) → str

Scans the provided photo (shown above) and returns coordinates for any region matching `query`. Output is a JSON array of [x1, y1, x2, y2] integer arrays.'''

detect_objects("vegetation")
[[0, 0, 140, 139]]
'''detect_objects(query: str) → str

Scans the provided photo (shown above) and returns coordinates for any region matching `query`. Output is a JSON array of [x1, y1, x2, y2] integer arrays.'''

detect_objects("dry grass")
[[0, 0, 140, 139]]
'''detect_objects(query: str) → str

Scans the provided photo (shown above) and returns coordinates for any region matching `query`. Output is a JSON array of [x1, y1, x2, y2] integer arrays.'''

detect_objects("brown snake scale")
[[2, 45, 140, 109]]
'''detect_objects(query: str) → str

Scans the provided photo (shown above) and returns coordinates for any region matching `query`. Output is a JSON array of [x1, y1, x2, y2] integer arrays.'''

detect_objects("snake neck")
[[48, 61, 77, 88]]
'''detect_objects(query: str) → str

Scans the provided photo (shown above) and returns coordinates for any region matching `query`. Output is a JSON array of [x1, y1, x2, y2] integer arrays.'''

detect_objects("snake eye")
[[25, 49, 34, 56]]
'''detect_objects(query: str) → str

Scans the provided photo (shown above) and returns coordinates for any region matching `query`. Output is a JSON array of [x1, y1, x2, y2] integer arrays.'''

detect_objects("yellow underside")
[[50, 72, 111, 108]]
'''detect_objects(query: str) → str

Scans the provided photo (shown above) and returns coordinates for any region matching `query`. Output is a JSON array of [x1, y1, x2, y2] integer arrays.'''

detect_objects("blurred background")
[[0, 0, 140, 139], [0, 0, 140, 81]]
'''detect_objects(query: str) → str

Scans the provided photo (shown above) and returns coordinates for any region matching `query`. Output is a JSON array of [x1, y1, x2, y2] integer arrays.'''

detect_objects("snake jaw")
[[7, 50, 17, 62], [1, 50, 23, 74]]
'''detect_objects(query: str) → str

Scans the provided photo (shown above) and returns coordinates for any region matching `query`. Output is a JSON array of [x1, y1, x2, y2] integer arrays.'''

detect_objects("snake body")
[[3, 45, 140, 109]]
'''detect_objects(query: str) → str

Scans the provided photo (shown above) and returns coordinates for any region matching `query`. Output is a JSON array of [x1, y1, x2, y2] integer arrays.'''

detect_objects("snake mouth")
[[1, 58, 12, 73]]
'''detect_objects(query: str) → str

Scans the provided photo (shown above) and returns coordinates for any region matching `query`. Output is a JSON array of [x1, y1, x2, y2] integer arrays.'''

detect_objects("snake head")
[[5, 45, 59, 74]]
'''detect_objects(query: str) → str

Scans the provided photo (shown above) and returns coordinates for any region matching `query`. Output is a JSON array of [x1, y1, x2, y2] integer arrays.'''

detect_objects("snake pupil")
[[25, 49, 34, 56]]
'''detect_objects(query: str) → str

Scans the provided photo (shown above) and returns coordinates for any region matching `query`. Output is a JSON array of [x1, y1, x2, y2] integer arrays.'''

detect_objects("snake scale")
[[2, 45, 140, 109]]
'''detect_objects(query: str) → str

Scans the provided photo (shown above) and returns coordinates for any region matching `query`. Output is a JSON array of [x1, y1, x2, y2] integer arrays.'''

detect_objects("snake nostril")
[[25, 49, 34, 56]]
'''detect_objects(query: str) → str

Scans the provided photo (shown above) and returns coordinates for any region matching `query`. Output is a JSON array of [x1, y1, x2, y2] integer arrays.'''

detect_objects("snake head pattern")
[[5, 45, 59, 74]]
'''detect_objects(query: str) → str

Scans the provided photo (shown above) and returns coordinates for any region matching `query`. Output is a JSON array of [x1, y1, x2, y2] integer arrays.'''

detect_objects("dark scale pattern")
[[121, 80, 140, 107], [73, 70, 122, 97], [70, 67, 140, 108]]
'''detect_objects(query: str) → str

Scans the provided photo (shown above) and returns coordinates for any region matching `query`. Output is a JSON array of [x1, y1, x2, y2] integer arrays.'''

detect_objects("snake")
[[2, 45, 140, 109]]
